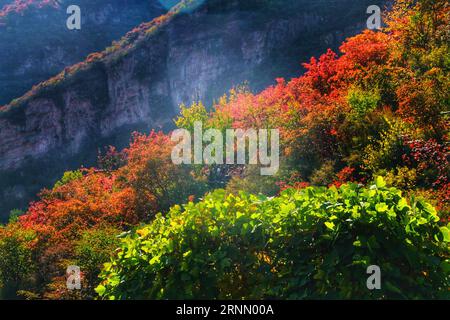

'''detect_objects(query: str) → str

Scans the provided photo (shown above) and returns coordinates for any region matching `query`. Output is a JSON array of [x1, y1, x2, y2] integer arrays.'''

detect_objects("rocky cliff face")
[[0, 0, 387, 219], [0, 0, 166, 105]]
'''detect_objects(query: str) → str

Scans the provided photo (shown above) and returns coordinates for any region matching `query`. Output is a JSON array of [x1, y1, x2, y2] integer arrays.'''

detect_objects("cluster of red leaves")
[[402, 139, 450, 189], [277, 181, 310, 192], [215, 80, 289, 130], [331, 167, 357, 188], [19, 169, 136, 263], [119, 131, 173, 182]]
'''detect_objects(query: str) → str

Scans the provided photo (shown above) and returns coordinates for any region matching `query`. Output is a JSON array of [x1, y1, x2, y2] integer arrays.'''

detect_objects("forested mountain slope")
[[0, 0, 386, 218]]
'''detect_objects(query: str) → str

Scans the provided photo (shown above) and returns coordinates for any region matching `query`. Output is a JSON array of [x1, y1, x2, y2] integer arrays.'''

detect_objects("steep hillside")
[[0, 0, 166, 105], [0, 0, 387, 219]]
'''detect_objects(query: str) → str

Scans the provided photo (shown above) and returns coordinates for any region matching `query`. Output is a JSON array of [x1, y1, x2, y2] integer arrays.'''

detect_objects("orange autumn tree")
[[115, 131, 207, 220]]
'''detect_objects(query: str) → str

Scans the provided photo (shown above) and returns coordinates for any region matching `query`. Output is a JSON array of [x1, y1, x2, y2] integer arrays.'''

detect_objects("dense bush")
[[53, 170, 83, 190], [97, 178, 449, 300], [73, 225, 122, 298], [0, 224, 36, 299], [347, 87, 380, 117]]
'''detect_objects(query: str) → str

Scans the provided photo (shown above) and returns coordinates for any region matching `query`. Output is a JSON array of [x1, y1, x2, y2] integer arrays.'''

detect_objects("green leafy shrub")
[[53, 170, 83, 189], [74, 225, 122, 298], [347, 87, 381, 117], [0, 225, 36, 299], [174, 101, 209, 131], [8, 209, 24, 223], [97, 178, 449, 300]]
